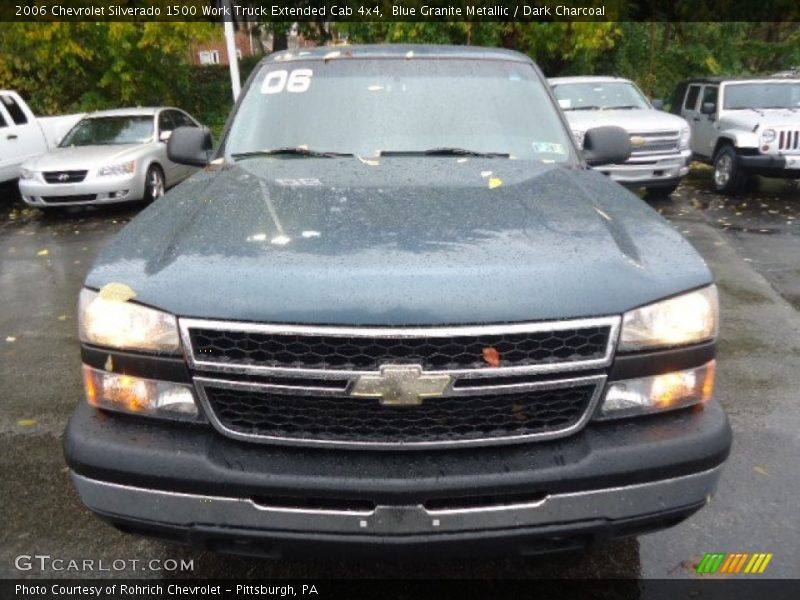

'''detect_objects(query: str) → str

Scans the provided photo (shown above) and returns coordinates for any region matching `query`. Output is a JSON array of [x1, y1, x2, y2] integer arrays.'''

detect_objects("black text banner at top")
[[2, 0, 800, 22]]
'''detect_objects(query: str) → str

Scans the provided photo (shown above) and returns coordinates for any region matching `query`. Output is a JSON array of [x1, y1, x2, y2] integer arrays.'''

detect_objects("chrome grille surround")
[[628, 130, 680, 157], [180, 316, 620, 449]]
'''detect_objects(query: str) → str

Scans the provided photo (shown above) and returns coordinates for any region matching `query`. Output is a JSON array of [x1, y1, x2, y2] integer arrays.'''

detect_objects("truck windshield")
[[225, 57, 576, 163], [60, 116, 154, 147], [552, 81, 650, 111], [723, 82, 800, 110]]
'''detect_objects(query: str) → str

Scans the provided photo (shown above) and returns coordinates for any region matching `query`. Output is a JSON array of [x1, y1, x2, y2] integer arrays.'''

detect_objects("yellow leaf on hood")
[[99, 282, 137, 302], [488, 177, 503, 189]]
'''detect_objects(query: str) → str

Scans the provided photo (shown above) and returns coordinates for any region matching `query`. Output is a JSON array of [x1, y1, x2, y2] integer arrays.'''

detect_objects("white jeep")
[[674, 77, 800, 193]]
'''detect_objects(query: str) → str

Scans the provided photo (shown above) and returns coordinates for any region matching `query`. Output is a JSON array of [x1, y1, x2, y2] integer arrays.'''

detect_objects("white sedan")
[[18, 107, 202, 208]]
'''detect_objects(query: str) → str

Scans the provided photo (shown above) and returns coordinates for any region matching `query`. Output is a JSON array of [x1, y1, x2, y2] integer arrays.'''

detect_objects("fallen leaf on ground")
[[17, 419, 37, 427], [753, 466, 769, 476], [5, 336, 16, 342], [37, 249, 48, 256]]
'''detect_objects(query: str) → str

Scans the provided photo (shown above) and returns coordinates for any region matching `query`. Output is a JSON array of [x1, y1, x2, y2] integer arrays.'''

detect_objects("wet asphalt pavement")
[[1, 168, 799, 580]]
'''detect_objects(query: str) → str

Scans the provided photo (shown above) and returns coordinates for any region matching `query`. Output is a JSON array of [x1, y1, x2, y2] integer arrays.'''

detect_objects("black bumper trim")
[[103, 501, 705, 560], [64, 399, 731, 505]]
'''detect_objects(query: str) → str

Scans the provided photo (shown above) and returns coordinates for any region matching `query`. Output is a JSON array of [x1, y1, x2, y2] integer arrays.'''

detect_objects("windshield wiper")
[[603, 105, 640, 110], [230, 147, 353, 160], [563, 105, 601, 111], [380, 148, 510, 158]]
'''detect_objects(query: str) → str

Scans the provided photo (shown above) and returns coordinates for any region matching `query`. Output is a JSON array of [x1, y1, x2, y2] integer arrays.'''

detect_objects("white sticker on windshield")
[[532, 142, 566, 155], [261, 69, 313, 95]]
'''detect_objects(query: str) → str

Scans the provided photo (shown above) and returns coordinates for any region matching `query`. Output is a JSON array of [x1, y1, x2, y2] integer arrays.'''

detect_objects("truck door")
[[0, 103, 16, 182], [693, 85, 720, 159], [680, 84, 705, 156], [0, 93, 47, 170]]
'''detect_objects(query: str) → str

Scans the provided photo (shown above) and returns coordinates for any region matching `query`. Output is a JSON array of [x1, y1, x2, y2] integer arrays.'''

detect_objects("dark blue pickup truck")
[[65, 45, 730, 558]]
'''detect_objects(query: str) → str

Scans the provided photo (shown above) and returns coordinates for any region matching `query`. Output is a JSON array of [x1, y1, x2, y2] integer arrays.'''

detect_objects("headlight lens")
[[571, 130, 586, 151], [620, 285, 718, 351], [97, 160, 136, 177], [678, 126, 691, 150], [19, 167, 35, 180], [761, 128, 776, 143], [79, 288, 180, 353], [83, 365, 201, 421], [597, 360, 715, 420]]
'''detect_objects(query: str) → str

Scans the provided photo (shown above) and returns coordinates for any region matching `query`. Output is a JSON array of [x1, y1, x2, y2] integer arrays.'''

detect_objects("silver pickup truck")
[[550, 76, 692, 198], [673, 77, 800, 193]]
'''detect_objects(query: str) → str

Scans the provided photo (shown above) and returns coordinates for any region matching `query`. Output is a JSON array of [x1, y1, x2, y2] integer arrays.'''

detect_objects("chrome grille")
[[629, 131, 680, 156], [181, 317, 620, 448], [198, 378, 603, 447], [43, 170, 87, 184]]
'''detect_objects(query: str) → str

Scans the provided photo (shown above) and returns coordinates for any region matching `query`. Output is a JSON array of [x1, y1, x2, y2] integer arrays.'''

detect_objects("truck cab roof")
[[265, 44, 533, 64]]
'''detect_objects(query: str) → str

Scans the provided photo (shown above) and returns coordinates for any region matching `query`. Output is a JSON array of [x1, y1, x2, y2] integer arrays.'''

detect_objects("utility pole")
[[224, 0, 241, 101]]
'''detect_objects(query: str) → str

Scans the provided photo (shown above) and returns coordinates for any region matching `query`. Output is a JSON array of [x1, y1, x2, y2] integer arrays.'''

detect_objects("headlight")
[[571, 130, 585, 151], [761, 128, 776, 143], [79, 288, 180, 353], [97, 160, 136, 177], [83, 365, 201, 421], [597, 360, 715, 420], [620, 285, 718, 351], [678, 126, 691, 150], [19, 167, 35, 180]]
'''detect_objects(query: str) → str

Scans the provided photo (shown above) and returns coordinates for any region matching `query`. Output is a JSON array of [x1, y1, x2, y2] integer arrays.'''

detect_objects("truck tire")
[[713, 145, 747, 194], [644, 184, 679, 200]]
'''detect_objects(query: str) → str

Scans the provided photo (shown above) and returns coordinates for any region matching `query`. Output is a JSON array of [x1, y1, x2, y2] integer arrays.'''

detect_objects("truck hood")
[[563, 108, 689, 133], [86, 157, 712, 325], [24, 143, 145, 171], [721, 108, 800, 131]]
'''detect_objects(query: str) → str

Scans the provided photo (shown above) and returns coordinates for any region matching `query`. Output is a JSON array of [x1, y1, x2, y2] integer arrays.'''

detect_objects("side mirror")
[[701, 102, 716, 115], [582, 126, 631, 166], [651, 98, 664, 110], [167, 126, 213, 166], [159, 130, 172, 143]]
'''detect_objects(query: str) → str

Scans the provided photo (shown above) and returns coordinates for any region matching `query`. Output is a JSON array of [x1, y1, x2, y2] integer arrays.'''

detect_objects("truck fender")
[[713, 133, 758, 157]]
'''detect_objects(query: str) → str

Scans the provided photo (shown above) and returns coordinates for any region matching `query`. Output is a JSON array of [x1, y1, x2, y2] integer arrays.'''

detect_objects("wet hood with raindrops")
[[85, 157, 713, 325]]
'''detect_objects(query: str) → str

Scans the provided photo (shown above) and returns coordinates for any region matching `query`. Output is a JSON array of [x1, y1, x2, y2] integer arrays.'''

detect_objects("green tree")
[[0, 23, 215, 115]]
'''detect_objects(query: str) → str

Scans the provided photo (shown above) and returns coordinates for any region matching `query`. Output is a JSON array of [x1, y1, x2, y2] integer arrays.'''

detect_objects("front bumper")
[[598, 149, 691, 186], [19, 172, 143, 206], [739, 153, 800, 175], [65, 400, 731, 558]]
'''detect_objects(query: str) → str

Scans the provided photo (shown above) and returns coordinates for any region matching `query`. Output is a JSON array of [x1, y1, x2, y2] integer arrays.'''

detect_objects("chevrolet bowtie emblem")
[[350, 365, 451, 406], [630, 136, 647, 147]]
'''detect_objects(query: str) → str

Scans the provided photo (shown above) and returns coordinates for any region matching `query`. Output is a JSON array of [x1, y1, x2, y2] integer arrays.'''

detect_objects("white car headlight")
[[571, 130, 585, 151], [678, 126, 691, 150], [597, 360, 715, 420], [620, 285, 718, 351], [97, 160, 136, 177], [761, 128, 776, 143], [19, 167, 35, 180], [78, 288, 180, 353]]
